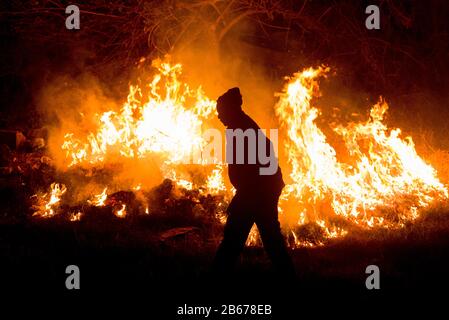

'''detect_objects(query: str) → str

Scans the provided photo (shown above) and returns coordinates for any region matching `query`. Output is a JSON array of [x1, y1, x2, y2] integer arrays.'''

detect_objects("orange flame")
[[206, 165, 226, 195], [275, 66, 448, 245], [32, 183, 67, 218], [61, 59, 218, 178], [69, 211, 83, 222], [88, 187, 108, 207], [114, 204, 127, 218], [40, 60, 448, 247]]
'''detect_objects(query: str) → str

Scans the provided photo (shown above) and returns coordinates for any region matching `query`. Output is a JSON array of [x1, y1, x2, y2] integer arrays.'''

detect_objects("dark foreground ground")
[[2, 205, 449, 317]]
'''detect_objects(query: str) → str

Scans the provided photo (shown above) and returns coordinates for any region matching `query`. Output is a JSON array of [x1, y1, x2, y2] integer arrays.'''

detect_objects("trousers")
[[213, 188, 295, 277]]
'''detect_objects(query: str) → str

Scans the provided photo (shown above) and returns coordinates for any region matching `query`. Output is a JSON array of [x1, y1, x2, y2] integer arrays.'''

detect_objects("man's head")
[[216, 87, 243, 127]]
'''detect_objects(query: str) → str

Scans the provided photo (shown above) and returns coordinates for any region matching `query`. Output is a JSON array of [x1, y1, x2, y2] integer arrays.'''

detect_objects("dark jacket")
[[226, 112, 284, 194]]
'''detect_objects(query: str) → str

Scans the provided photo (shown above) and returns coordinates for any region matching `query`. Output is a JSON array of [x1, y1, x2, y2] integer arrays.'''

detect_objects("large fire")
[[61, 60, 217, 168], [32, 59, 448, 247]]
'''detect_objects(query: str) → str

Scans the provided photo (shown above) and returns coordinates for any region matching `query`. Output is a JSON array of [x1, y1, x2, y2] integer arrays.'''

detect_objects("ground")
[[2, 203, 449, 313]]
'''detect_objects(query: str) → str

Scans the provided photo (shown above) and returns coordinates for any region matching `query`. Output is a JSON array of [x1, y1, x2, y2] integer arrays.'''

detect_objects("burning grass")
[[22, 58, 449, 248], [276, 66, 448, 245]]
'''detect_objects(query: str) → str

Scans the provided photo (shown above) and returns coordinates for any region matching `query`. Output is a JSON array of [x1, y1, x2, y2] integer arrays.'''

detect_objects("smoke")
[[31, 12, 355, 200], [38, 73, 115, 164], [34, 12, 289, 192], [171, 30, 280, 126]]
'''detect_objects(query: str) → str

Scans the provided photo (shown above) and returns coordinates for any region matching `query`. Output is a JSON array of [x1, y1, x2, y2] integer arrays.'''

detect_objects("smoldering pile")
[[0, 127, 229, 249]]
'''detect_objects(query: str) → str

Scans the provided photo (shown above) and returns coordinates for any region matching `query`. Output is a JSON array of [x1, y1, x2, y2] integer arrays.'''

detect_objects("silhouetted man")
[[212, 87, 295, 278]]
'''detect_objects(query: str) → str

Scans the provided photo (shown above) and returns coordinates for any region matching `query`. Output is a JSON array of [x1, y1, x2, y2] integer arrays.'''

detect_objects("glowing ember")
[[69, 211, 83, 222], [32, 183, 67, 218], [114, 204, 127, 218], [246, 225, 261, 247], [206, 165, 226, 195], [88, 187, 108, 207]]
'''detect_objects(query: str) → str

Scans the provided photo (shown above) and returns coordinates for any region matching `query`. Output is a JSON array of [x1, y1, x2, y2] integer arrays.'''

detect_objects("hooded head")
[[216, 87, 243, 127]]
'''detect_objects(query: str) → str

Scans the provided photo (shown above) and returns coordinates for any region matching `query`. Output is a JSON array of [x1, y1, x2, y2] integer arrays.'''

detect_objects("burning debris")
[[32, 182, 67, 218], [88, 187, 108, 207]]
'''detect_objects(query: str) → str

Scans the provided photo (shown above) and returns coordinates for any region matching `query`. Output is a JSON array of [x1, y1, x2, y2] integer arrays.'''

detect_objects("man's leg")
[[255, 196, 295, 278], [212, 193, 254, 275]]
